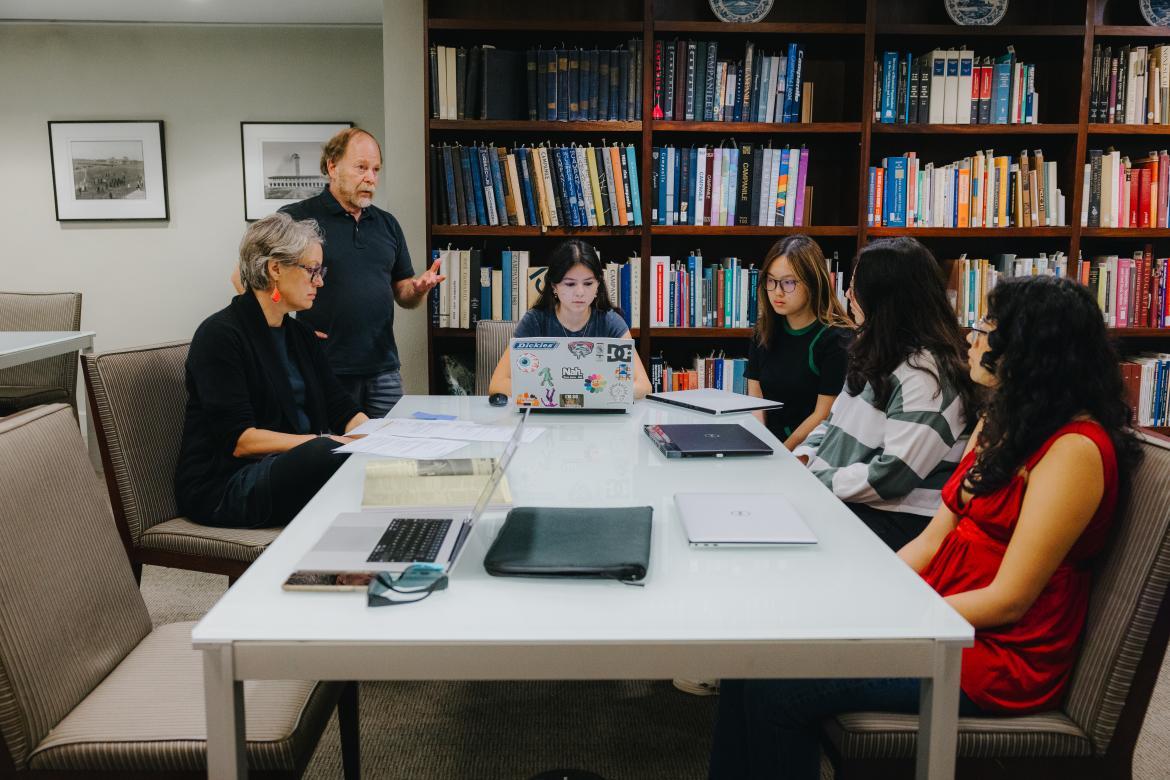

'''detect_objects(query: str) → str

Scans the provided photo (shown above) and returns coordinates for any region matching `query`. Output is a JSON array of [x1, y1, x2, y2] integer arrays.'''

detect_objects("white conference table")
[[0, 330, 95, 370], [194, 395, 973, 780]]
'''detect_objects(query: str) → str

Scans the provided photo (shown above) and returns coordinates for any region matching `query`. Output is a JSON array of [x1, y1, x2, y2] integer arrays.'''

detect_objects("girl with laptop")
[[745, 235, 853, 450], [792, 238, 979, 551], [488, 239, 651, 399], [709, 274, 1139, 780]]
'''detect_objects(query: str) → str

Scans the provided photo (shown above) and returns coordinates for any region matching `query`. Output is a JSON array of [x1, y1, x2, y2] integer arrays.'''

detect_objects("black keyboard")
[[367, 517, 452, 563]]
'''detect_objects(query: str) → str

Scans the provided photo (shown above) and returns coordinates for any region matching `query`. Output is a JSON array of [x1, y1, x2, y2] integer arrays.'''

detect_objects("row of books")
[[648, 254, 760, 329], [1121, 355, 1170, 427], [429, 142, 642, 229], [1081, 149, 1170, 229], [868, 149, 1065, 229], [429, 248, 642, 330], [945, 252, 1069, 327], [875, 47, 1037, 125], [1090, 44, 1170, 125], [651, 40, 810, 123], [649, 355, 750, 394], [429, 43, 643, 122], [1076, 250, 1170, 330], [651, 144, 811, 227]]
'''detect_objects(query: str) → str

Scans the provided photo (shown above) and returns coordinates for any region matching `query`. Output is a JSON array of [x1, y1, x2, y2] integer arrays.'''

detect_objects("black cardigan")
[[174, 292, 362, 523]]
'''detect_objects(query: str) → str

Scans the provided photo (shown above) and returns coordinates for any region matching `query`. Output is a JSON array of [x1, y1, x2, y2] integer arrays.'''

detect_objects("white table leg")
[[916, 642, 962, 780], [80, 344, 100, 469], [203, 643, 247, 780]]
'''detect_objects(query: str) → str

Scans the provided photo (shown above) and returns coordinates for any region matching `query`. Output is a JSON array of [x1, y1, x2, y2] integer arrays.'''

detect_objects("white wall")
[[0, 23, 441, 392]]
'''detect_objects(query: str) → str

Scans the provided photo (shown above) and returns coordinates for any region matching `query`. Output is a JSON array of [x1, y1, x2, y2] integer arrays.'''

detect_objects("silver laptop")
[[675, 493, 817, 548], [510, 336, 635, 413], [297, 411, 528, 573]]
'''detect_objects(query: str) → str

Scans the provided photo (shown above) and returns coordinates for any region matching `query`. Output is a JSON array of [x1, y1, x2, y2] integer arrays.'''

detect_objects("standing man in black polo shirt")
[[235, 127, 443, 418]]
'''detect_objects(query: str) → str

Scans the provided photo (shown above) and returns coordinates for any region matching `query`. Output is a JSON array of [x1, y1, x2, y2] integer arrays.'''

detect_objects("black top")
[[513, 308, 629, 338], [175, 292, 362, 524], [746, 321, 850, 441], [268, 327, 311, 434], [281, 187, 415, 377]]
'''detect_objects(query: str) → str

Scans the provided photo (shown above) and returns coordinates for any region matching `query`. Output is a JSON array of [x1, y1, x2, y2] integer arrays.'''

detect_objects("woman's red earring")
[[271, 287, 281, 303]]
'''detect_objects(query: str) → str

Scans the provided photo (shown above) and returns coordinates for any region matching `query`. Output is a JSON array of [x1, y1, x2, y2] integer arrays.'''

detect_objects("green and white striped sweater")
[[793, 350, 970, 517]]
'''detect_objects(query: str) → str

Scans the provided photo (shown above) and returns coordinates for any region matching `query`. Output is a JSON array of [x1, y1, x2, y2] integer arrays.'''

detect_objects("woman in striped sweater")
[[793, 237, 980, 550]]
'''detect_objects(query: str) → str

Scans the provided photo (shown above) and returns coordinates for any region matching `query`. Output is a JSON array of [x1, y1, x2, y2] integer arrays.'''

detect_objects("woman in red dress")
[[709, 275, 1141, 780]]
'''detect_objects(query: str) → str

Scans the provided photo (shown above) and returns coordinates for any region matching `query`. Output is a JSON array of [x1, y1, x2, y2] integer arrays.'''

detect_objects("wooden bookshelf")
[[422, 0, 1170, 393]]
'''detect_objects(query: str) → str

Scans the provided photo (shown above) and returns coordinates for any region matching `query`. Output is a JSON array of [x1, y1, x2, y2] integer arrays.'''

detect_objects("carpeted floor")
[[141, 565, 1170, 780]]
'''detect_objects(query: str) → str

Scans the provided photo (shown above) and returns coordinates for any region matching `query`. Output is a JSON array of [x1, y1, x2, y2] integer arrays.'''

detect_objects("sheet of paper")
[[345, 417, 395, 436], [374, 419, 545, 444], [332, 435, 467, 459]]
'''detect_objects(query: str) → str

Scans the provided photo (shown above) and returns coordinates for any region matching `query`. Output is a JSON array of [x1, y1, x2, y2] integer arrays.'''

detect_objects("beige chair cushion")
[[475, 320, 518, 395], [0, 404, 152, 768], [29, 622, 340, 772], [824, 710, 1092, 760], [140, 517, 279, 562], [0, 292, 83, 411]]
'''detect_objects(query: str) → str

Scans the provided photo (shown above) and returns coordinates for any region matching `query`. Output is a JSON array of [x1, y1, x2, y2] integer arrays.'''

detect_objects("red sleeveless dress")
[[920, 421, 1119, 713]]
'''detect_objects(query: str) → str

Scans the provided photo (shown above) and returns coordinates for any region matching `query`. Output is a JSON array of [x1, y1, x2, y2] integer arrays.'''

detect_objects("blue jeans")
[[338, 369, 403, 419], [708, 677, 984, 780]]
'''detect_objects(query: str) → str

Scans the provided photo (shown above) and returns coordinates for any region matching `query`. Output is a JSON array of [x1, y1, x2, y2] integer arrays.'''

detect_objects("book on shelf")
[[877, 46, 1036, 125], [652, 40, 809, 123], [648, 253, 759, 329], [945, 251, 1069, 326], [1081, 148, 1170, 229], [1120, 354, 1170, 427], [651, 143, 811, 226], [1076, 247, 1170, 330], [430, 142, 641, 228], [1090, 43, 1170, 125], [868, 148, 1064, 228], [430, 42, 642, 121], [648, 353, 750, 394]]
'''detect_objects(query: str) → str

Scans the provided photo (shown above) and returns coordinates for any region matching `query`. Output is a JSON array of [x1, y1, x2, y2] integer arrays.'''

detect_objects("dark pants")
[[208, 436, 347, 529], [709, 677, 984, 780], [846, 502, 930, 552], [338, 368, 403, 419]]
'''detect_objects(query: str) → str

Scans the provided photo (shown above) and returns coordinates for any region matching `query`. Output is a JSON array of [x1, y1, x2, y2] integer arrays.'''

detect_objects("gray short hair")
[[238, 212, 323, 291]]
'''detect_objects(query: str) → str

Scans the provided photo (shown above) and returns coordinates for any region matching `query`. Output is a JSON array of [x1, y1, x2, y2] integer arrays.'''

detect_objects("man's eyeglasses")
[[295, 263, 327, 283], [367, 564, 448, 607], [764, 276, 800, 293]]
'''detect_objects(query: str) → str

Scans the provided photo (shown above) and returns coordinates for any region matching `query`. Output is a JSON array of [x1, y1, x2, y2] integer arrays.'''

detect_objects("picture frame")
[[47, 120, 169, 221], [240, 121, 353, 220]]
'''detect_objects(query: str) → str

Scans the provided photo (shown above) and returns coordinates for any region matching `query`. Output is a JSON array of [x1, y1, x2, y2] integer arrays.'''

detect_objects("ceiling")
[[0, 0, 383, 25]]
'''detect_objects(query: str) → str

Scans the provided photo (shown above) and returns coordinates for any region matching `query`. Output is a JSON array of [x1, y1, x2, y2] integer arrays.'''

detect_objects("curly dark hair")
[[964, 275, 1141, 496], [846, 237, 978, 416]]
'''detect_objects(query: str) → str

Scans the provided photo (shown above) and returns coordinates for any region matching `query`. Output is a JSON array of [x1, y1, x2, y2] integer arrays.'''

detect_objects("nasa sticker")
[[584, 373, 606, 393], [515, 353, 540, 373], [708, 0, 774, 23]]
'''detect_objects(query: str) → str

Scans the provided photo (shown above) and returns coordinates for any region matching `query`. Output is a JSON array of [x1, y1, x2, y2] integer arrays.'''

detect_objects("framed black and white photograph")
[[48, 120, 169, 221], [240, 121, 352, 220]]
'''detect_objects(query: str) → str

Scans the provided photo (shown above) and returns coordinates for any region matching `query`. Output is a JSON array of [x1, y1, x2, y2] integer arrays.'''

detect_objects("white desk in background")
[[0, 330, 97, 459], [193, 395, 973, 780]]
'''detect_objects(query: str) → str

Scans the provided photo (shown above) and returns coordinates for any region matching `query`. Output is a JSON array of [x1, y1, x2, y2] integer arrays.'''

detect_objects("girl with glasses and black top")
[[746, 235, 853, 450]]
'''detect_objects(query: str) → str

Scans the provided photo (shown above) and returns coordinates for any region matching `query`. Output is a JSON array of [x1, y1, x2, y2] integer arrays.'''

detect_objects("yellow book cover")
[[957, 165, 970, 228], [585, 146, 606, 226], [506, 153, 526, 227]]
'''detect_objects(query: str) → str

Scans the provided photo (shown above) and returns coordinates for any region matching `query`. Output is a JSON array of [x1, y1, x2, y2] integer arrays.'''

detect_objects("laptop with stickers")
[[509, 336, 636, 413]]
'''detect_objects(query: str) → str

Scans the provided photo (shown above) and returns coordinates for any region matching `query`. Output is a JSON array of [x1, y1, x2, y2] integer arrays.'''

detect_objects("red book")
[[1121, 362, 1140, 426], [1127, 168, 1138, 227], [652, 42, 665, 120], [980, 62, 993, 113], [874, 166, 885, 226], [1139, 167, 1153, 228]]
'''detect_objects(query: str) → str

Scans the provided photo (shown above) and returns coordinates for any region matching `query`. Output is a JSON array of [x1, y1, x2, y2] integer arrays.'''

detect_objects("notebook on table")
[[644, 423, 774, 458], [675, 493, 817, 548], [510, 336, 635, 413], [646, 388, 782, 415]]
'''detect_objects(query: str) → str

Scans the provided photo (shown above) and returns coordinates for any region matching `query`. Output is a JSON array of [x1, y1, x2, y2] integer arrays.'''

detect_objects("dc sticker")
[[606, 344, 633, 362]]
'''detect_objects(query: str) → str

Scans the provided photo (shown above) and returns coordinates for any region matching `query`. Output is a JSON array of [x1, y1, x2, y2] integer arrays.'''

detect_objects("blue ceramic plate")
[[944, 0, 1009, 26], [709, 0, 775, 24], [1141, 0, 1170, 27]]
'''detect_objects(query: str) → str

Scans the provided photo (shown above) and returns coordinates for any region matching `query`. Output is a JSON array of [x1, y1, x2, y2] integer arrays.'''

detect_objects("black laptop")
[[643, 424, 774, 458]]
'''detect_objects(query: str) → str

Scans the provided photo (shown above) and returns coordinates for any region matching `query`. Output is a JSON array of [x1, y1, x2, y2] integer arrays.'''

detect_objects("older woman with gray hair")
[[175, 212, 368, 529]]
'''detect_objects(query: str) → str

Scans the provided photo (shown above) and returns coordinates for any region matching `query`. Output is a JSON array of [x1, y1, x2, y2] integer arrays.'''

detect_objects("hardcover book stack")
[[1120, 354, 1170, 427], [430, 42, 643, 121], [1080, 149, 1170, 228], [875, 47, 1038, 124], [1090, 44, 1170, 125], [1076, 248, 1170, 330], [648, 253, 759, 329], [651, 143, 811, 226], [946, 251, 1069, 326], [430, 142, 642, 228], [868, 149, 1064, 228], [649, 354, 750, 394], [651, 40, 810, 123]]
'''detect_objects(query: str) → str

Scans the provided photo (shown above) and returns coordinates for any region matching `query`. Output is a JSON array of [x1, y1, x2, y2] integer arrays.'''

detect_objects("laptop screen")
[[468, 408, 528, 522]]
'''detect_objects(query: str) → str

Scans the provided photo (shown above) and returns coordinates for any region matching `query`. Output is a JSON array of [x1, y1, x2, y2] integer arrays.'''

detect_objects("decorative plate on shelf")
[[709, 0, 775, 24], [944, 0, 1009, 26], [1140, 0, 1170, 27]]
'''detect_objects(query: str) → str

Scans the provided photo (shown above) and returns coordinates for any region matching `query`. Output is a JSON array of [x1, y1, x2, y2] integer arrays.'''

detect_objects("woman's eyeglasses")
[[966, 318, 993, 344], [366, 564, 448, 607], [295, 263, 327, 283], [764, 276, 799, 293]]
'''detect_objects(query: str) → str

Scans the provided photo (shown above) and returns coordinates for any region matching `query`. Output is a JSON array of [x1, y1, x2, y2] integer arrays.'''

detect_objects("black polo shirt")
[[281, 187, 415, 377]]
